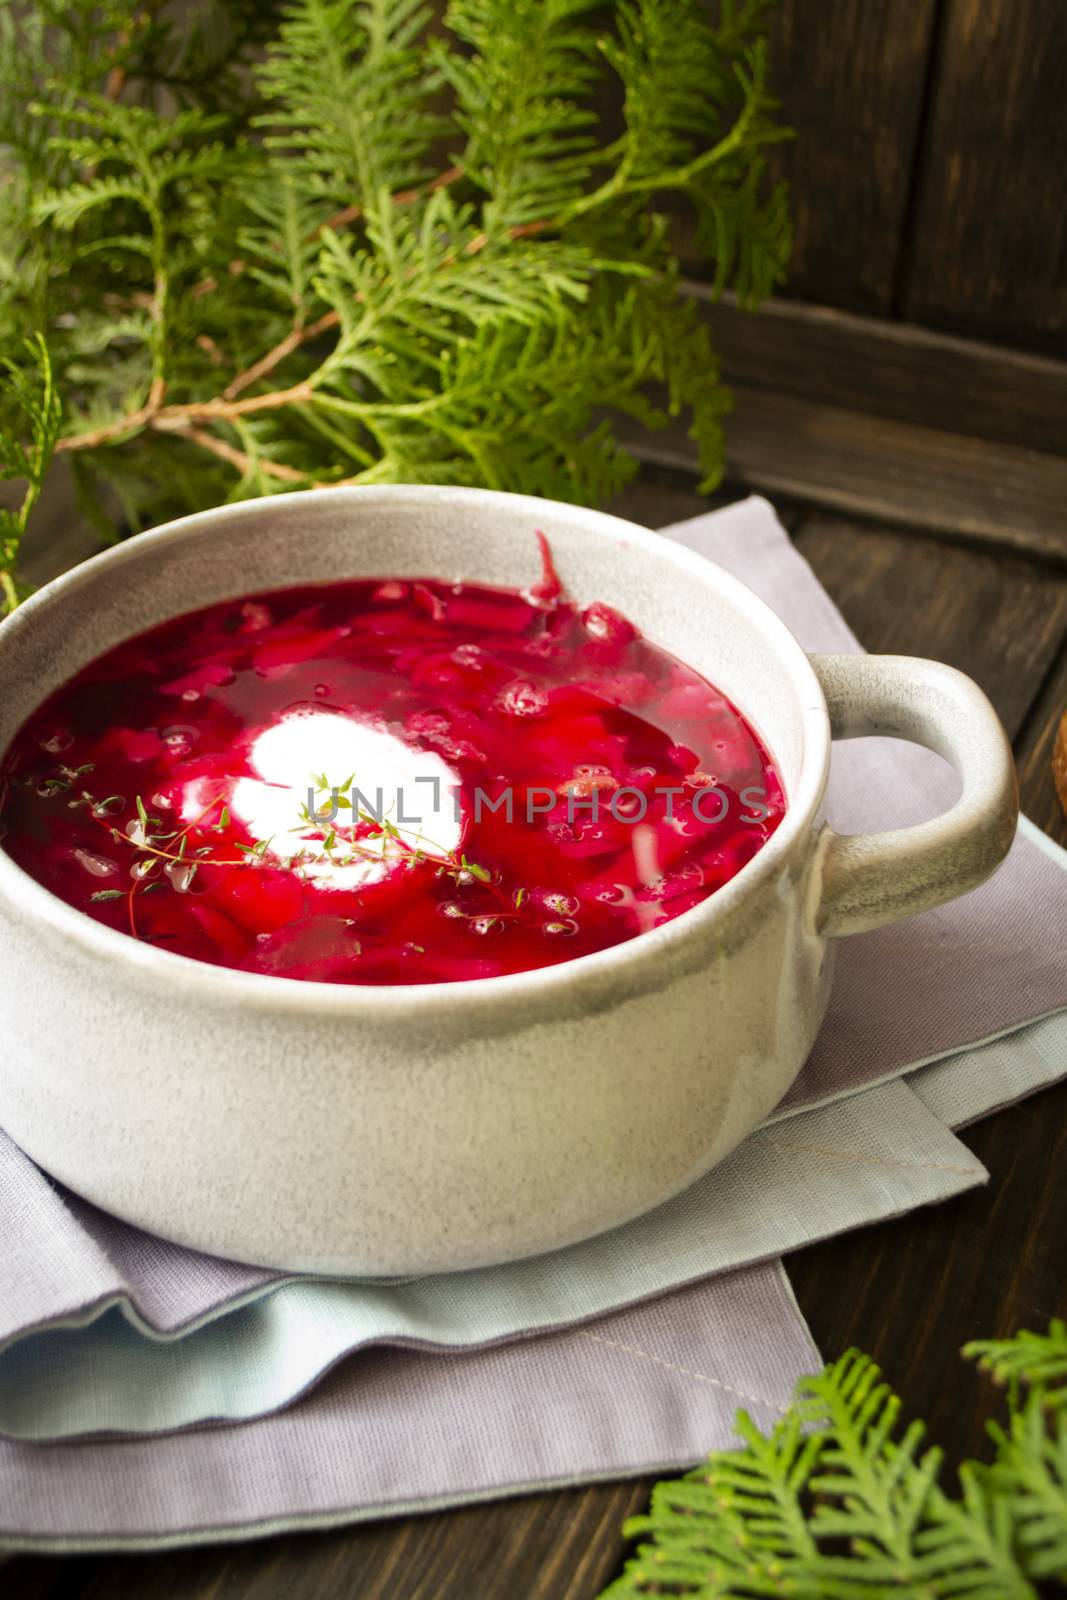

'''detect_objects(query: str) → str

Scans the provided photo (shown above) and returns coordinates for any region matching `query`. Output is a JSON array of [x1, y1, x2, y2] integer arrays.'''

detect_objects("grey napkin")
[[0, 1262, 819, 1551]]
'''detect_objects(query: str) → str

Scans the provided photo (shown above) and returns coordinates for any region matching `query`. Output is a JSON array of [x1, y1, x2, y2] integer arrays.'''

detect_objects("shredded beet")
[[525, 529, 563, 608], [0, 546, 785, 985]]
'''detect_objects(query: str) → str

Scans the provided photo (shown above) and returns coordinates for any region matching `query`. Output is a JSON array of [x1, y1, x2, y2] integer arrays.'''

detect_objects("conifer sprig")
[[600, 1320, 1067, 1599], [0, 0, 791, 614], [0, 335, 61, 612]]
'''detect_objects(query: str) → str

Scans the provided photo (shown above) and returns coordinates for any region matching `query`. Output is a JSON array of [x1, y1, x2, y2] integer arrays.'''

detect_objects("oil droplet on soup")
[[0, 538, 785, 984]]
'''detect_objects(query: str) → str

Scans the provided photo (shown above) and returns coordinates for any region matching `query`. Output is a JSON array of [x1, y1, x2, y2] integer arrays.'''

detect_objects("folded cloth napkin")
[[2, 495, 1066, 1551]]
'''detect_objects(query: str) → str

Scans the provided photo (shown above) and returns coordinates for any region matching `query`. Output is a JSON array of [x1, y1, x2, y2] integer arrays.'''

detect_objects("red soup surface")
[[0, 543, 785, 984]]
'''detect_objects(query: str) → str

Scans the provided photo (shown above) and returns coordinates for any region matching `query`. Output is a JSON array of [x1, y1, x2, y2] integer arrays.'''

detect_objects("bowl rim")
[[0, 484, 832, 1017]]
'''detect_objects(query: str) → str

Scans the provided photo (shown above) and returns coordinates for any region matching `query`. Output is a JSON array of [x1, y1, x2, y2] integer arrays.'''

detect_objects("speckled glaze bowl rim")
[[0, 486, 831, 1018]]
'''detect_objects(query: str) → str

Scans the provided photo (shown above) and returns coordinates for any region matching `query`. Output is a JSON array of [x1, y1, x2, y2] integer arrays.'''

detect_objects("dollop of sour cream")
[[184, 709, 462, 889]]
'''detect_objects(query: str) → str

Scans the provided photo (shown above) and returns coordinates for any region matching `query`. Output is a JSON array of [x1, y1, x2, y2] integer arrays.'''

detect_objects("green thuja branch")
[[0, 0, 791, 614], [0, 336, 61, 612], [600, 1321, 1067, 1599], [968, 1321, 1067, 1401], [256, 0, 450, 209], [969, 1321, 1067, 1583], [433, 0, 603, 233]]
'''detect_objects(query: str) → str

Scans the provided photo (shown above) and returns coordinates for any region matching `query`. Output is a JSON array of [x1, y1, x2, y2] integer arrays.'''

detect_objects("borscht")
[[0, 539, 785, 984]]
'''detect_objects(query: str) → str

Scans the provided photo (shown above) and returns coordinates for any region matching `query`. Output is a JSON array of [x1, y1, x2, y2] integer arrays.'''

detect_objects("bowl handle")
[[809, 653, 1019, 939]]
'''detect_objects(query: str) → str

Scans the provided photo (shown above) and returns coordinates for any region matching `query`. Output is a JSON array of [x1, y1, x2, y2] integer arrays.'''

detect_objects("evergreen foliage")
[[600, 1321, 1067, 1598], [0, 0, 790, 611]]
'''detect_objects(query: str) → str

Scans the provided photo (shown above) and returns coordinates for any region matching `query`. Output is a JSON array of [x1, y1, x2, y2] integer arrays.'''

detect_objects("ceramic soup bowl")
[[0, 486, 1018, 1274]]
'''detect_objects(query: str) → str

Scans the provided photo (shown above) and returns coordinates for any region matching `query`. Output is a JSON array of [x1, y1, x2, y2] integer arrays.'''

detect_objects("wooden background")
[[651, 0, 1067, 574], [750, 0, 1067, 358]]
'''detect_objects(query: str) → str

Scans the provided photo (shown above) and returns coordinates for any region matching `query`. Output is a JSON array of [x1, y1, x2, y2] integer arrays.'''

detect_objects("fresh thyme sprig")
[[303, 772, 504, 890], [38, 757, 503, 937], [89, 790, 255, 932], [0, 0, 789, 613]]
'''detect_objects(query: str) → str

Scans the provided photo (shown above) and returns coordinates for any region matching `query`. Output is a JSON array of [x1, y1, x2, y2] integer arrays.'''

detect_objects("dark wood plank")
[[625, 386, 1067, 562], [736, 0, 939, 316], [1015, 641, 1067, 848], [689, 286, 1067, 457], [902, 0, 1067, 357], [4, 1484, 648, 1600], [794, 512, 1067, 734]]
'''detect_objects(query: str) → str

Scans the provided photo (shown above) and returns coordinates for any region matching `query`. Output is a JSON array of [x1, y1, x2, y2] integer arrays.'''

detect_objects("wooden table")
[[7, 462, 1067, 1600]]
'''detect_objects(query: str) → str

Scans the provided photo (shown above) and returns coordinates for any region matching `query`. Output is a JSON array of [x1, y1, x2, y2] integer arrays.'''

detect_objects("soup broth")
[[0, 542, 785, 984]]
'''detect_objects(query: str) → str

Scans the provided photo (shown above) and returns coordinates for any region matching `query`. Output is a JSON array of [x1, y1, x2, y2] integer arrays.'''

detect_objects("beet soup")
[[0, 538, 785, 984]]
